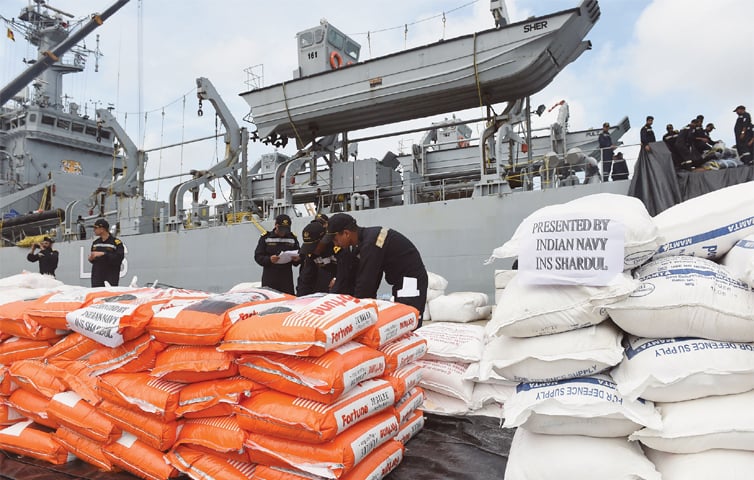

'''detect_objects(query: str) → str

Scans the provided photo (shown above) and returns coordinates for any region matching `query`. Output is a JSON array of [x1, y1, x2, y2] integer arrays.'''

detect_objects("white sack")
[[487, 273, 637, 338], [471, 382, 517, 410], [415, 322, 485, 363], [653, 181, 754, 260], [425, 287, 444, 302], [503, 374, 661, 437], [630, 389, 754, 453], [427, 292, 490, 323], [721, 234, 754, 286], [494, 270, 517, 289], [426, 272, 448, 291], [478, 322, 623, 383], [417, 359, 475, 406], [505, 428, 661, 480], [645, 448, 754, 480], [613, 336, 754, 402], [0, 272, 63, 290], [606, 256, 754, 342]]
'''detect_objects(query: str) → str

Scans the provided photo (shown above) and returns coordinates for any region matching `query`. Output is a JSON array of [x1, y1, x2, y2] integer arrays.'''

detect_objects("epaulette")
[[376, 228, 388, 248]]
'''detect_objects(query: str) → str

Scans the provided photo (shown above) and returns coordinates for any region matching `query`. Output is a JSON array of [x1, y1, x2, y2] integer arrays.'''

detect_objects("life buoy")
[[330, 51, 343, 70]]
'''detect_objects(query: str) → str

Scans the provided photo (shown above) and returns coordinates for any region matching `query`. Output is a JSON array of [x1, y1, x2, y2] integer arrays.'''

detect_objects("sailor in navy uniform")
[[640, 116, 656, 152], [733, 105, 753, 165], [326, 213, 428, 328], [598, 122, 616, 181], [27, 236, 59, 277], [254, 214, 300, 295], [296, 221, 338, 296], [88, 218, 125, 287]]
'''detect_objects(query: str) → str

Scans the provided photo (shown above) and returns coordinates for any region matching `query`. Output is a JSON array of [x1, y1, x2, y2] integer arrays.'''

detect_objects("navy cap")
[[275, 214, 292, 231], [326, 213, 357, 236], [314, 213, 329, 225], [93, 218, 109, 229], [299, 221, 330, 255], [734, 105, 746, 112]]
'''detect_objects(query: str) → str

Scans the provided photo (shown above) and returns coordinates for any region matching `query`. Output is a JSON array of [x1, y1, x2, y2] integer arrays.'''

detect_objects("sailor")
[[88, 218, 125, 287], [611, 151, 629, 181], [640, 116, 656, 152], [27, 236, 59, 277], [254, 214, 300, 295], [733, 105, 753, 165], [674, 119, 699, 170], [326, 213, 428, 327], [598, 122, 617, 181], [662, 124, 683, 167], [296, 221, 338, 296], [694, 123, 716, 156]]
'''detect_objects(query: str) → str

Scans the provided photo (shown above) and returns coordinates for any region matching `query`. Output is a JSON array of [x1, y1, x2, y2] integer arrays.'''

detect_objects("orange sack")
[[174, 416, 247, 455], [8, 359, 67, 398], [148, 289, 292, 345], [395, 410, 424, 444], [99, 399, 179, 451], [0, 337, 53, 364], [43, 332, 100, 362], [0, 403, 24, 426], [46, 360, 100, 405], [47, 391, 121, 443], [0, 297, 65, 340], [0, 420, 72, 465], [220, 294, 378, 357], [176, 375, 265, 418], [5, 388, 57, 428], [381, 363, 423, 400], [378, 333, 428, 373], [394, 387, 425, 425], [0, 366, 16, 395], [237, 342, 385, 404], [355, 300, 419, 349], [166, 445, 259, 480], [246, 411, 400, 479], [98, 372, 183, 421], [150, 345, 238, 383], [24, 287, 96, 330], [235, 379, 395, 444], [103, 431, 180, 480], [340, 439, 404, 480], [54, 426, 115, 472]]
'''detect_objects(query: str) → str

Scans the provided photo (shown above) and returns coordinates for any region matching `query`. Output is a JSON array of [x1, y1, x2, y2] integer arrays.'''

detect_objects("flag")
[[6, 28, 14, 41]]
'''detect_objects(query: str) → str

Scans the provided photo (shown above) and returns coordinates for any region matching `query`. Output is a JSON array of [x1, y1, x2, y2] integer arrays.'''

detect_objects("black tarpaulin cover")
[[0, 414, 513, 480]]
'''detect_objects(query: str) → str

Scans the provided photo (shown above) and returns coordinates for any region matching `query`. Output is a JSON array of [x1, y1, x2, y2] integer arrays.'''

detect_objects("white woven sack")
[[503, 374, 661, 437], [427, 292, 490, 323], [645, 448, 754, 480], [505, 428, 661, 480], [653, 182, 754, 260], [462, 362, 517, 386], [613, 336, 754, 402], [479, 323, 623, 383], [494, 270, 517, 289], [486, 273, 637, 338], [721, 234, 754, 286], [417, 359, 475, 406], [606, 256, 754, 342], [421, 389, 473, 416], [489, 193, 661, 270], [629, 389, 754, 453], [425, 287, 444, 302], [415, 322, 485, 363], [426, 272, 448, 291], [471, 382, 516, 410], [0, 272, 63, 289]]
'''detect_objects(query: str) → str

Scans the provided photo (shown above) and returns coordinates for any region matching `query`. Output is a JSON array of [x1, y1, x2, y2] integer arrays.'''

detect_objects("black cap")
[[275, 214, 292, 232], [326, 213, 357, 236], [614, 151, 623, 158], [734, 105, 746, 111], [314, 213, 329, 225], [299, 221, 330, 255], [602, 122, 610, 128], [93, 218, 109, 229], [42, 236, 54, 243]]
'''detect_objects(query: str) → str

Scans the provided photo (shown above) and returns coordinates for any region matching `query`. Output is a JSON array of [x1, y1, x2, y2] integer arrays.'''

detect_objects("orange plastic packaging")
[[355, 300, 419, 349], [150, 345, 238, 383], [378, 333, 428, 373], [148, 289, 292, 345], [43, 332, 100, 362], [99, 400, 179, 451], [0, 403, 24, 426], [235, 379, 395, 444], [0, 366, 15, 395], [340, 439, 404, 480], [8, 359, 67, 398], [5, 388, 57, 428], [103, 432, 180, 480], [173, 416, 247, 455], [54, 426, 115, 472], [98, 372, 184, 421], [380, 363, 423, 400], [46, 360, 100, 405], [395, 410, 424, 444], [0, 297, 65, 340], [24, 287, 94, 330], [237, 342, 385, 404], [0, 337, 52, 364], [0, 420, 72, 465], [47, 391, 121, 443], [85, 333, 166, 376], [394, 387, 425, 425], [245, 411, 400, 479], [176, 376, 265, 417], [220, 294, 378, 357], [166, 445, 259, 480]]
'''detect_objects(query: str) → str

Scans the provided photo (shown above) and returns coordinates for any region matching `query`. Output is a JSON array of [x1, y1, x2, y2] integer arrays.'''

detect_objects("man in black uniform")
[[27, 236, 59, 277], [296, 221, 338, 296], [733, 105, 753, 165], [598, 122, 617, 181], [254, 214, 300, 295], [662, 124, 683, 167], [675, 119, 700, 170], [326, 213, 428, 327], [88, 218, 125, 287], [640, 116, 656, 152]]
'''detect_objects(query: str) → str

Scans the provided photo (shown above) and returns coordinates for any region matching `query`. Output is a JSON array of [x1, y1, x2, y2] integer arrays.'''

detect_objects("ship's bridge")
[[294, 20, 361, 78]]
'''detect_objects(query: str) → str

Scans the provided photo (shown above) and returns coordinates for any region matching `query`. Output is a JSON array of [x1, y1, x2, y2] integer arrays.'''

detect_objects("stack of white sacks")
[[485, 184, 754, 479]]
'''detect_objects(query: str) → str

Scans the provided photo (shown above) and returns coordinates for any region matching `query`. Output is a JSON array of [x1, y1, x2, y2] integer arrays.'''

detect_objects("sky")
[[2, 0, 753, 204]]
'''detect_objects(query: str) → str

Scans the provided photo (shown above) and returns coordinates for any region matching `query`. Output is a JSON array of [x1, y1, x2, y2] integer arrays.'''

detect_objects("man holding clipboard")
[[254, 214, 300, 294]]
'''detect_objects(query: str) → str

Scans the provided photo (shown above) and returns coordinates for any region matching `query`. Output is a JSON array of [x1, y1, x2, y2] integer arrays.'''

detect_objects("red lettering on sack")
[[235, 310, 259, 322], [398, 318, 415, 330], [341, 404, 370, 427], [330, 324, 354, 344], [379, 423, 398, 439], [310, 295, 356, 315], [382, 456, 401, 475]]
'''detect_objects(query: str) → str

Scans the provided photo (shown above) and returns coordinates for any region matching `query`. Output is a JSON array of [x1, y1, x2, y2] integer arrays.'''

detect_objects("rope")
[[349, 0, 477, 36], [281, 81, 304, 147]]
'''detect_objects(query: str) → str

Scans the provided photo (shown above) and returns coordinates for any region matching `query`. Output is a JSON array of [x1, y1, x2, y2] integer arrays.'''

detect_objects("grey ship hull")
[[0, 180, 629, 296]]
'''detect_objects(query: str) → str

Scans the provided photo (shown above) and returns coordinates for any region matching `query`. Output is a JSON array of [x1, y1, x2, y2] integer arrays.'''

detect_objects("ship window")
[[299, 31, 314, 48], [28, 114, 36, 122], [345, 40, 360, 61], [85, 126, 97, 136], [41, 115, 56, 126], [327, 29, 345, 50], [57, 119, 70, 130], [100, 130, 110, 140], [71, 122, 84, 133], [314, 28, 325, 44]]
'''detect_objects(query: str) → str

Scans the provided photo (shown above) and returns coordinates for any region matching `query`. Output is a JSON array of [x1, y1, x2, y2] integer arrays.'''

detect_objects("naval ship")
[[0, 0, 636, 297]]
